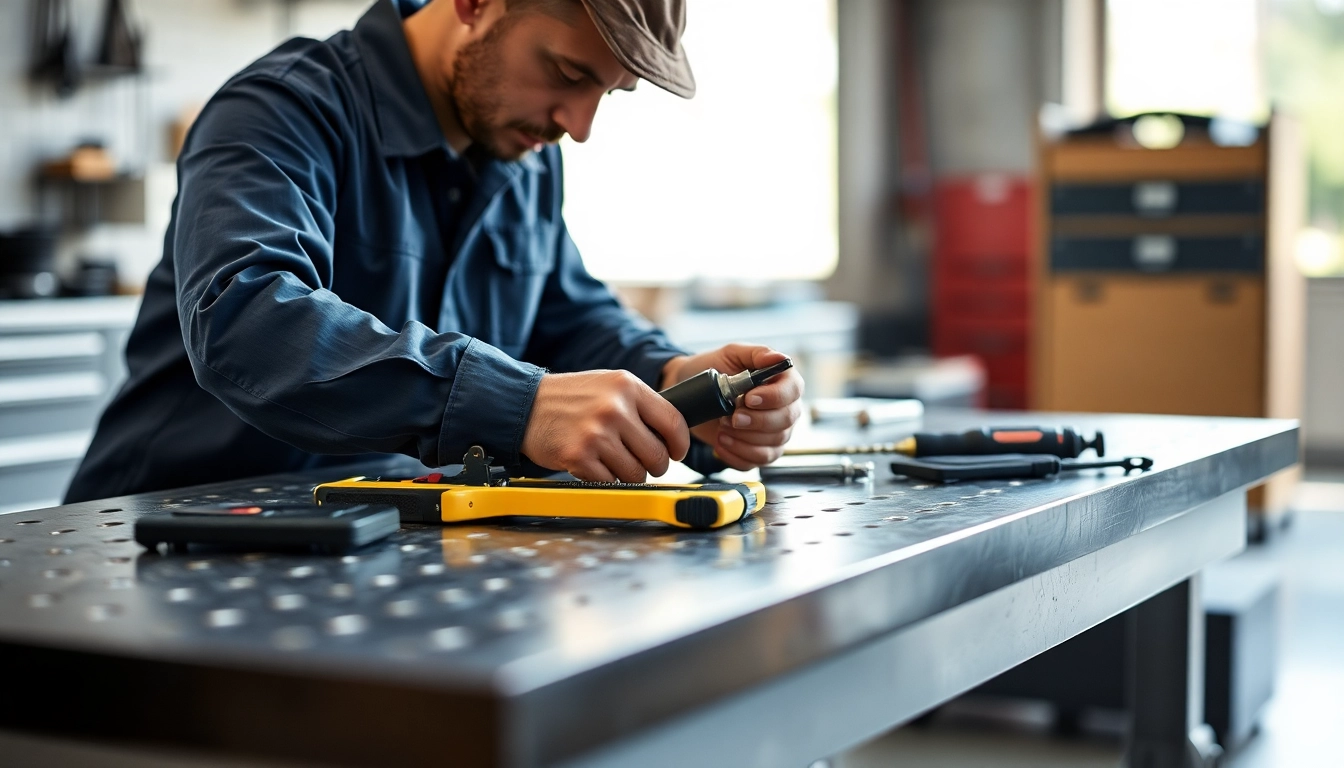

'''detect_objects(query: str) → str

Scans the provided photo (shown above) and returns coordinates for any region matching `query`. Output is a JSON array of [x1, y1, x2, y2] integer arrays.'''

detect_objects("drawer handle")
[[1133, 181, 1178, 216], [1133, 235, 1177, 271], [0, 372, 105, 406], [0, 333, 105, 363]]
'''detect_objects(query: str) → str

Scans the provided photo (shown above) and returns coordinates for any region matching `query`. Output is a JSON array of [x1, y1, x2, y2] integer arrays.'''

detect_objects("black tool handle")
[[912, 427, 1104, 459], [660, 369, 733, 427]]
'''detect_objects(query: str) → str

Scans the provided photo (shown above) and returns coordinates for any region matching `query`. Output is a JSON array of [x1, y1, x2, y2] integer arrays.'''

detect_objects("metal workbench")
[[0, 411, 1298, 768]]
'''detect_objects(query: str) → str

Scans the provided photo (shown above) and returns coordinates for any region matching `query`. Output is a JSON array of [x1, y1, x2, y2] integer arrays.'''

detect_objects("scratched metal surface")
[[0, 411, 1298, 764]]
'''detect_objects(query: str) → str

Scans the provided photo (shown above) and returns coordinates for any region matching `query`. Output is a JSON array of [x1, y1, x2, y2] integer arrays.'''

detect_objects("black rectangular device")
[[134, 503, 399, 554]]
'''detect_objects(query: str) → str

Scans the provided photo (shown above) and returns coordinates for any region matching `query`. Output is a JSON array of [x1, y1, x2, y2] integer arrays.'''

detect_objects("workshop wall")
[[0, 0, 369, 283]]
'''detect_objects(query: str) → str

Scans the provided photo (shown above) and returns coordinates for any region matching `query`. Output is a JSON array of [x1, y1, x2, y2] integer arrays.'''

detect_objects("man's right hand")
[[521, 370, 690, 483]]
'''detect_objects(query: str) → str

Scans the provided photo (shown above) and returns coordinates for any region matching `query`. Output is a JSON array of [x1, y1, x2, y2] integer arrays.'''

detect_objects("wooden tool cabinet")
[[1033, 117, 1305, 526]]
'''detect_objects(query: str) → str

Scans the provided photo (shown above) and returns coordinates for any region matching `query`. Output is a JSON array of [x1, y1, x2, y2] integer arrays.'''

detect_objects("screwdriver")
[[660, 358, 794, 428], [784, 426, 1105, 460]]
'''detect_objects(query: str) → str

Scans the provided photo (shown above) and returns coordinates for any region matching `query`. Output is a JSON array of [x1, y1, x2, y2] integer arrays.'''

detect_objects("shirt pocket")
[[483, 222, 556, 275], [475, 222, 556, 356]]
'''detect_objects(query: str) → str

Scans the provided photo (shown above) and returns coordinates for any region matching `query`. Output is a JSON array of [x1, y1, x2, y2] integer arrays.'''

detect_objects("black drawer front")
[[1051, 234, 1263, 273], [1051, 181, 1264, 216]]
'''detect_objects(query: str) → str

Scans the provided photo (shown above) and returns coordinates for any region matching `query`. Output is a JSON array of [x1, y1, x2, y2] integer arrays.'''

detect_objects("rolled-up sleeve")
[[175, 74, 542, 469]]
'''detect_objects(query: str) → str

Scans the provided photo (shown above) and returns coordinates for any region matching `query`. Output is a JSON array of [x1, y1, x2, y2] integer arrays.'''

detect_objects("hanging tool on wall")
[[315, 446, 766, 530]]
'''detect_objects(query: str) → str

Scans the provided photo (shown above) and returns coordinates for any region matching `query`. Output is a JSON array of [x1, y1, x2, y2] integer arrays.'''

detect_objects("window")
[[559, 0, 839, 284], [1106, 0, 1266, 121]]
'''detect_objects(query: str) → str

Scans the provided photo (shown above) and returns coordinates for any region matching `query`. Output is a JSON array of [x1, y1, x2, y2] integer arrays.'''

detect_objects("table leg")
[[1124, 576, 1222, 768]]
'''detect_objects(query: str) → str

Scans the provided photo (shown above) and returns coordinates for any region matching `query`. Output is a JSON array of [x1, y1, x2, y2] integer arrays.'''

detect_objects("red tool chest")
[[931, 175, 1033, 409]]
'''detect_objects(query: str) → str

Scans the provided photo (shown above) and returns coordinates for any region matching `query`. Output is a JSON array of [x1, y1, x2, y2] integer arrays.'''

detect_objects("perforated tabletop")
[[0, 411, 1297, 767]]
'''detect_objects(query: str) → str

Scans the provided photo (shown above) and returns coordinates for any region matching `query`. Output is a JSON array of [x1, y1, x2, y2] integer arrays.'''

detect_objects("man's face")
[[447, 3, 638, 161]]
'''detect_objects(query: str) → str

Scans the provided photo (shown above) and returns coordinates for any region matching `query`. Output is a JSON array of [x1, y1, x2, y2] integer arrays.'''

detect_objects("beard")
[[450, 19, 563, 161]]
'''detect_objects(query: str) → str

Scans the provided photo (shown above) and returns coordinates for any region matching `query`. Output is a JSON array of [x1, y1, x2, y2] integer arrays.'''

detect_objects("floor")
[[836, 476, 1344, 768]]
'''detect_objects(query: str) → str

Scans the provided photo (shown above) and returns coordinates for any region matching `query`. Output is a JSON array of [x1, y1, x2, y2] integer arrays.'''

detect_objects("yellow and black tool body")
[[314, 447, 766, 530]]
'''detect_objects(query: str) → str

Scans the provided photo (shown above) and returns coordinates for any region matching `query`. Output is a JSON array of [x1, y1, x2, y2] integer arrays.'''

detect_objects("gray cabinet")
[[0, 297, 139, 514]]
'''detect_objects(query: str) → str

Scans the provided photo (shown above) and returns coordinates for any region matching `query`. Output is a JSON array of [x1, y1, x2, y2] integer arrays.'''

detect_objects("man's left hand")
[[661, 344, 805, 470]]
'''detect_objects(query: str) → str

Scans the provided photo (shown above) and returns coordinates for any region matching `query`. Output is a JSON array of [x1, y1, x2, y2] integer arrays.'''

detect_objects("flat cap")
[[578, 0, 696, 98]]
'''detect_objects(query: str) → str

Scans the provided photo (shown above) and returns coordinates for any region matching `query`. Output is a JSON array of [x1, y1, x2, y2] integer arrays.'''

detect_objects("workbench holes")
[[935, 502, 958, 507], [287, 565, 315, 578], [96, 521, 124, 528], [494, 607, 529, 631], [0, 538, 12, 544], [226, 576, 257, 590], [805, 541, 821, 545], [326, 614, 368, 636], [166, 587, 195, 603], [372, 574, 400, 588], [864, 524, 880, 528], [808, 489, 824, 493], [437, 587, 470, 606], [271, 594, 307, 611], [42, 568, 76, 579], [329, 583, 355, 599], [769, 522, 788, 526], [272, 626, 317, 651], [870, 495, 892, 500], [785, 495, 801, 499], [911, 485, 931, 490], [847, 502, 866, 506], [914, 508, 937, 514], [834, 532, 853, 537], [386, 599, 421, 618], [794, 515, 813, 519], [104, 537, 131, 544], [87, 604, 123, 621], [106, 577, 133, 590], [482, 577, 511, 592], [187, 561, 213, 571], [419, 563, 446, 576], [97, 508, 121, 514], [883, 515, 909, 522], [15, 520, 42, 526], [206, 608, 246, 628], [29, 593, 58, 608], [778, 549, 793, 555], [49, 528, 77, 535], [106, 556, 130, 565], [822, 508, 841, 512], [47, 547, 72, 556], [429, 626, 470, 651]]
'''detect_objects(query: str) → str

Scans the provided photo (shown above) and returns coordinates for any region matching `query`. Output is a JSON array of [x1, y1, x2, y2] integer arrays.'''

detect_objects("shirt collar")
[[352, 0, 449, 158], [351, 0, 547, 174]]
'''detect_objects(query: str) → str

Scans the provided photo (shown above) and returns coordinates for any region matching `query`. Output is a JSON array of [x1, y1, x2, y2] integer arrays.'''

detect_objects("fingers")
[[635, 383, 690, 462], [721, 399, 804, 434], [714, 432, 784, 470], [740, 370, 805, 411]]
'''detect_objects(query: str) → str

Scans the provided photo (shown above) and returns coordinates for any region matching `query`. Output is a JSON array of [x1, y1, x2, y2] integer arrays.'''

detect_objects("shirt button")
[[447, 188, 461, 203]]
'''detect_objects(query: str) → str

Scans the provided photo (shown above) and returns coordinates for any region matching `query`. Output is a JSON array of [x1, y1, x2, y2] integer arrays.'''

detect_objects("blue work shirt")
[[64, 0, 685, 502]]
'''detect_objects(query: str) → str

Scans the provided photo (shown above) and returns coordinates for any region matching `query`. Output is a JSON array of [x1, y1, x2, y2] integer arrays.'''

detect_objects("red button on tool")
[[228, 506, 265, 515]]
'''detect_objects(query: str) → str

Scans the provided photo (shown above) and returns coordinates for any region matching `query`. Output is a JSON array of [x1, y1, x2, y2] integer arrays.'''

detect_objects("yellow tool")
[[314, 446, 765, 530]]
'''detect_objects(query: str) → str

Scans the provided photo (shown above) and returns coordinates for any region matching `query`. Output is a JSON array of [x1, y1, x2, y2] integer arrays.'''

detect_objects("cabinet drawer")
[[1052, 180, 1263, 217], [1051, 234, 1263, 273], [1041, 276, 1264, 416]]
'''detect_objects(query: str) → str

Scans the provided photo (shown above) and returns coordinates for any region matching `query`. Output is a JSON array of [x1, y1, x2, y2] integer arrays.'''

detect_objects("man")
[[65, 0, 804, 503]]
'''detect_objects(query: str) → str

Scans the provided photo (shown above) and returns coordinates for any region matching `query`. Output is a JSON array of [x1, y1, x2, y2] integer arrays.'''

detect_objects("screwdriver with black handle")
[[784, 426, 1106, 460], [680, 425, 1106, 476]]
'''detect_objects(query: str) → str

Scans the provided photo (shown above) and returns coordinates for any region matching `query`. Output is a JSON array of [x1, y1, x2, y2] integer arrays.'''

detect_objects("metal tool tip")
[[749, 358, 793, 386]]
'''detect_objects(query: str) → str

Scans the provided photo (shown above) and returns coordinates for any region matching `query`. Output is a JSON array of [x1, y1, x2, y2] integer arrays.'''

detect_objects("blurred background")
[[1, 0, 1342, 765]]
